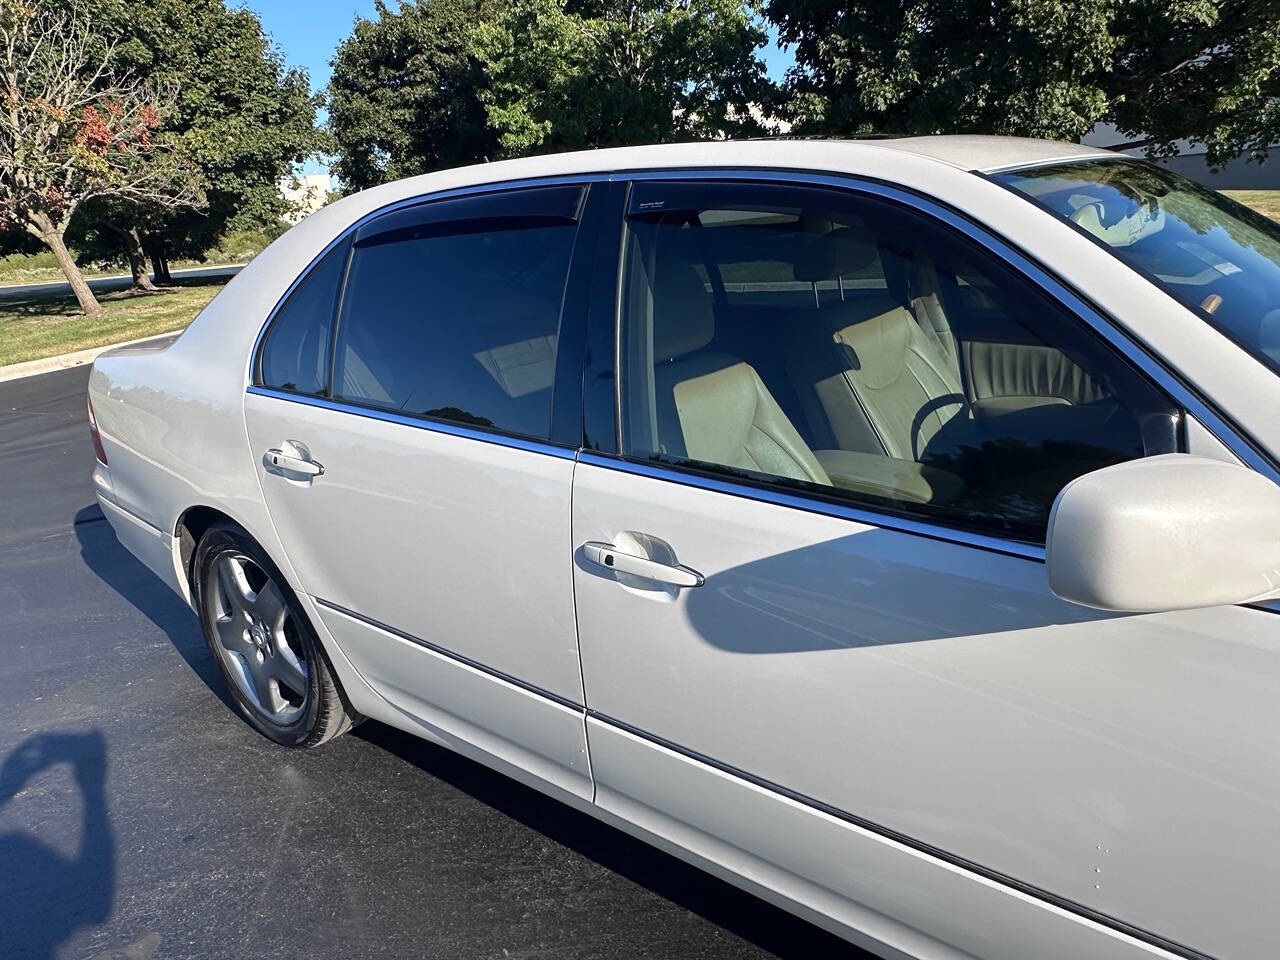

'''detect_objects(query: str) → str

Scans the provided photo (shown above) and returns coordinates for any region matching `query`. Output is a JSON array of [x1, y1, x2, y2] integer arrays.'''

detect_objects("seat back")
[[831, 305, 968, 461], [671, 361, 829, 484], [649, 262, 829, 485]]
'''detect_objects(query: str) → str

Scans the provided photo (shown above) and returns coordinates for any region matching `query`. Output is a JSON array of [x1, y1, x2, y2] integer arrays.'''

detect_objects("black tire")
[[193, 522, 358, 747]]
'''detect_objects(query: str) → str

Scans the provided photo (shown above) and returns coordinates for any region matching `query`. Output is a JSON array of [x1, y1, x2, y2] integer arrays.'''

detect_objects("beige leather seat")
[[650, 261, 830, 485], [786, 227, 969, 463], [647, 260, 960, 504], [830, 304, 968, 461]]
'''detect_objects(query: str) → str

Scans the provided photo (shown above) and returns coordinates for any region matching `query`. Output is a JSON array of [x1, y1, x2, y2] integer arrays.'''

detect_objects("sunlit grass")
[[0, 279, 227, 367], [1224, 190, 1280, 222]]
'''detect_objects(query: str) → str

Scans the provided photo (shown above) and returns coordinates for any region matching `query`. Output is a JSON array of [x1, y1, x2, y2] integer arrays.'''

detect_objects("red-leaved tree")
[[0, 1, 203, 315]]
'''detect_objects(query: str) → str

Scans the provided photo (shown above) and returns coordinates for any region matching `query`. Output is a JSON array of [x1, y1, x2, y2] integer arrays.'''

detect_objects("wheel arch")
[[175, 504, 230, 596], [175, 502, 379, 723]]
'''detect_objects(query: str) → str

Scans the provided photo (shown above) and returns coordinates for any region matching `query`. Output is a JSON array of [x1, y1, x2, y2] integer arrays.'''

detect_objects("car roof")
[[866, 135, 1114, 173], [338, 136, 1115, 207]]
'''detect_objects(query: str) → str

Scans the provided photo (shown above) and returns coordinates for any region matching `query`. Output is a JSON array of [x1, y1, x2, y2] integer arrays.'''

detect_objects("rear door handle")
[[264, 442, 324, 478], [582, 541, 704, 588]]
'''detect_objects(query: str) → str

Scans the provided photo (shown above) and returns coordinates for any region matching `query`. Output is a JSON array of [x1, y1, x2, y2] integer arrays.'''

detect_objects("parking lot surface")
[[0, 366, 866, 960]]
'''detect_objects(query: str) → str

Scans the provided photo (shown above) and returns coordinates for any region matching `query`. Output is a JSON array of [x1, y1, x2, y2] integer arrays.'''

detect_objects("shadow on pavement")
[[357, 723, 864, 958], [0, 730, 115, 960], [72, 505, 233, 710]]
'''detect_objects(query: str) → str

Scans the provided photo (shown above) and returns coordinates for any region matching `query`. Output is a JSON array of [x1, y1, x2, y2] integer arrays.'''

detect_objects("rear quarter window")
[[258, 240, 349, 395]]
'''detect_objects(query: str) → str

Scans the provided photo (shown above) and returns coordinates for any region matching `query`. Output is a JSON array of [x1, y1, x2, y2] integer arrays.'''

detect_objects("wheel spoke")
[[214, 615, 250, 655], [222, 652, 262, 711], [248, 657, 280, 714], [253, 580, 288, 634], [205, 550, 308, 725], [216, 555, 254, 616], [269, 643, 309, 698]]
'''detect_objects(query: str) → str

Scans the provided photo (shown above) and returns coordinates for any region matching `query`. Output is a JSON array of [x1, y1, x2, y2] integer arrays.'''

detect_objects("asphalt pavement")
[[0, 366, 867, 960], [0, 265, 242, 304]]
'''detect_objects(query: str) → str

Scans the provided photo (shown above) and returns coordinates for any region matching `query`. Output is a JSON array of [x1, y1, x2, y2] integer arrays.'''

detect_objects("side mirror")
[[1046, 454, 1280, 612]]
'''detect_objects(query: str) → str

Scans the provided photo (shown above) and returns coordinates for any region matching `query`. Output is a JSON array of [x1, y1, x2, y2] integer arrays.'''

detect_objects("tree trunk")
[[148, 245, 172, 285], [102, 222, 156, 291], [124, 227, 156, 291], [30, 213, 102, 317]]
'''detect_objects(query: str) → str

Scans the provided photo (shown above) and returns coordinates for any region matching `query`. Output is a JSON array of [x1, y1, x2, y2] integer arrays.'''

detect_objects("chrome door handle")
[[582, 541, 704, 588], [264, 445, 324, 478]]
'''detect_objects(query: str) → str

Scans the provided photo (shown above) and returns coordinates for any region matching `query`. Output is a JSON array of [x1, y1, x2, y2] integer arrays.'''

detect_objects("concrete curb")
[[0, 330, 183, 384]]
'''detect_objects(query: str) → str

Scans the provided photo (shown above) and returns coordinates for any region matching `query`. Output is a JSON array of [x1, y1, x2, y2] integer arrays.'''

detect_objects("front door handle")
[[582, 541, 704, 588], [264, 441, 324, 479]]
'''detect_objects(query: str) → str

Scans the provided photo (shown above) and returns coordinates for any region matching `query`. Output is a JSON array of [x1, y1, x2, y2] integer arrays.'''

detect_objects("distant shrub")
[[0, 249, 62, 281], [203, 229, 274, 264]]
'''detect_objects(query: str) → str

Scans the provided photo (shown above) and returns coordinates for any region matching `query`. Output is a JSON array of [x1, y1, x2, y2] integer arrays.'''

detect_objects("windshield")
[[994, 158, 1280, 377]]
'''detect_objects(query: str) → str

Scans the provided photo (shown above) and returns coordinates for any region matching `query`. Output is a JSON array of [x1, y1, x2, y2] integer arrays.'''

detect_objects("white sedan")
[[88, 137, 1280, 960]]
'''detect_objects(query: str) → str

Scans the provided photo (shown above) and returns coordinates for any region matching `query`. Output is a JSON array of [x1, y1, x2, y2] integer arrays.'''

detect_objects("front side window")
[[332, 187, 582, 441], [995, 159, 1280, 377], [619, 181, 1179, 542]]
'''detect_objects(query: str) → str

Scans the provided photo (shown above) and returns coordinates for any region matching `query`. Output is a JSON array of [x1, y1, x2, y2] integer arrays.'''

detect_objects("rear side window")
[[258, 240, 348, 394], [333, 186, 582, 440]]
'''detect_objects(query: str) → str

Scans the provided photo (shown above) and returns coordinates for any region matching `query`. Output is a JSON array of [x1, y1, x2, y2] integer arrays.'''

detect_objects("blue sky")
[[241, 0, 793, 174]]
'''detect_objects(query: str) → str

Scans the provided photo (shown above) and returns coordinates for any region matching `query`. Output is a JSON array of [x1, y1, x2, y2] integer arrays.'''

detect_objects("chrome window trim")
[[577, 451, 1046, 561], [246, 385, 578, 460]]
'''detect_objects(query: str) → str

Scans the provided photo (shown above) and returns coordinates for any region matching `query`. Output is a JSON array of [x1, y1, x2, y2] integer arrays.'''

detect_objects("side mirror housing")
[[1046, 454, 1280, 612]]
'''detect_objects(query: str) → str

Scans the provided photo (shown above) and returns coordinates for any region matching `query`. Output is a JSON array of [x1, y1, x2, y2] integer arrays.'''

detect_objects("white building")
[[279, 173, 333, 223], [1083, 123, 1279, 190]]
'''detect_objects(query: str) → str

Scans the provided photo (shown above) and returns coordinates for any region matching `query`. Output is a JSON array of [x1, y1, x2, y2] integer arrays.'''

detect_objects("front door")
[[571, 178, 1280, 959], [246, 183, 596, 799]]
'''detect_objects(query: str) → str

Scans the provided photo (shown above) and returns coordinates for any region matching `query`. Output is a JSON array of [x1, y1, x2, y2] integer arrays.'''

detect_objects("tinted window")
[[333, 188, 581, 440], [258, 240, 347, 394], [620, 181, 1179, 542], [996, 159, 1280, 377]]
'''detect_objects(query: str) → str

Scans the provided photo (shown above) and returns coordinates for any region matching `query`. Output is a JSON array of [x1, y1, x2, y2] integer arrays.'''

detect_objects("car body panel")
[[240, 389, 590, 790], [587, 720, 1190, 960], [320, 602, 592, 799], [571, 459, 1280, 959]]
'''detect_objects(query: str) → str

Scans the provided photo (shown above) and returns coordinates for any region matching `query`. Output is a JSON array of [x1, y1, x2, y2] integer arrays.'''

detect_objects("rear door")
[[571, 176, 1280, 959], [245, 182, 602, 799]]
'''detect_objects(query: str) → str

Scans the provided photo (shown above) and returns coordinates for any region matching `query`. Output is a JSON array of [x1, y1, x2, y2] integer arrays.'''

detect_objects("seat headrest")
[[832, 306, 914, 390], [652, 260, 715, 362], [794, 226, 879, 283]]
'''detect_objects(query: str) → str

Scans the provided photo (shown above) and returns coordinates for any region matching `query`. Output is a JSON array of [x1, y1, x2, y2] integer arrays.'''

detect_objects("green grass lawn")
[[1224, 190, 1280, 222], [0, 278, 228, 367]]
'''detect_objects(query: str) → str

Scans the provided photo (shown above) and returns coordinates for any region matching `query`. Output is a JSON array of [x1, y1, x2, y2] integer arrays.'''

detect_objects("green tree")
[[1108, 1, 1280, 163], [81, 0, 320, 285], [0, 1, 203, 315], [474, 0, 775, 158], [767, 0, 1280, 164], [326, 0, 774, 186], [327, 0, 499, 190]]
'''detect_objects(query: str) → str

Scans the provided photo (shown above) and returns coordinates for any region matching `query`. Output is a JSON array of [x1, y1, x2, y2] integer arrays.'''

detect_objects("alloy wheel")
[[205, 551, 310, 725]]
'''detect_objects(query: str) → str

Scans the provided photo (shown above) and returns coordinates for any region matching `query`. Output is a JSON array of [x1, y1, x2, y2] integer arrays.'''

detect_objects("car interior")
[[622, 195, 1178, 537]]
